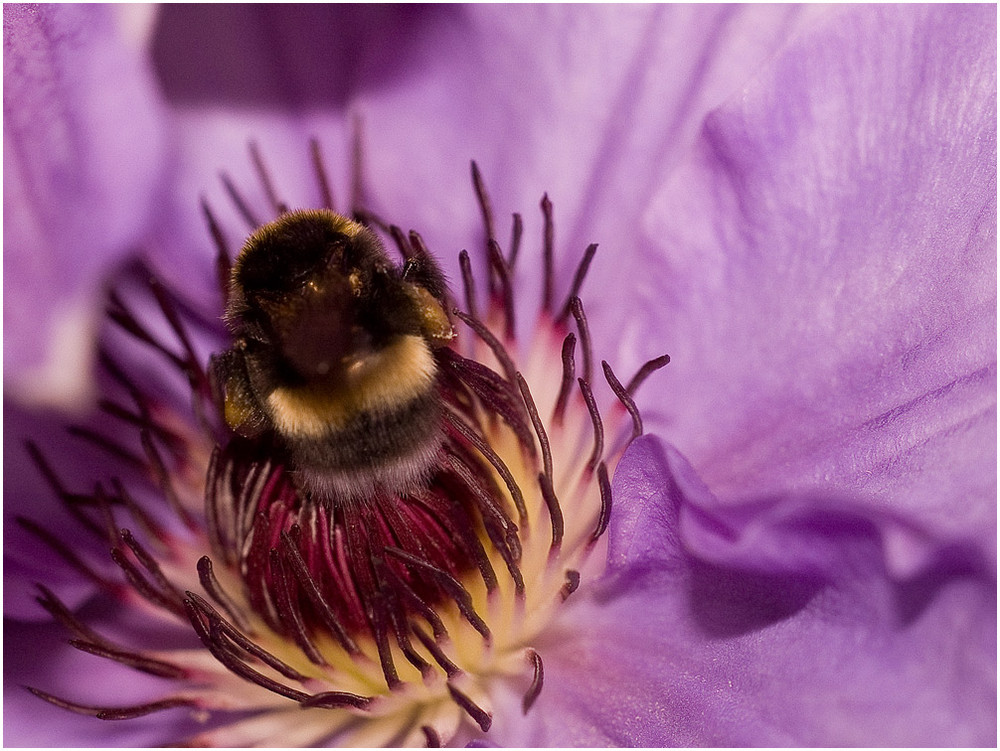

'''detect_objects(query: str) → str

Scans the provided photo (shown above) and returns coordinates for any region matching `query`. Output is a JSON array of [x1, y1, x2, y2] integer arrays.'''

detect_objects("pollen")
[[21, 139, 668, 746]]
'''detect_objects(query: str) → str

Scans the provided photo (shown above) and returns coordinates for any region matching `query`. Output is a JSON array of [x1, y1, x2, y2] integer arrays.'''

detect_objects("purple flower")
[[4, 4, 995, 747]]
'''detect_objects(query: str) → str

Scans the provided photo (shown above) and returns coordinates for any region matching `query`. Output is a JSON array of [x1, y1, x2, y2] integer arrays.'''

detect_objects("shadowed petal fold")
[[497, 436, 995, 746]]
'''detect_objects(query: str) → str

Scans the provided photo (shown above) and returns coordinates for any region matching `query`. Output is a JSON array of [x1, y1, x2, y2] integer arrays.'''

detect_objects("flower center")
[[22, 141, 668, 746]]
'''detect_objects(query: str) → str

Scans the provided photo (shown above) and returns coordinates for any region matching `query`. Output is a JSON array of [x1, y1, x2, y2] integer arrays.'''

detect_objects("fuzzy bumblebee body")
[[213, 209, 454, 499]]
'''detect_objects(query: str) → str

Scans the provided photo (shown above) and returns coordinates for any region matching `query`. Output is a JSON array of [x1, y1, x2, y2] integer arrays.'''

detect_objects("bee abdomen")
[[286, 392, 443, 499]]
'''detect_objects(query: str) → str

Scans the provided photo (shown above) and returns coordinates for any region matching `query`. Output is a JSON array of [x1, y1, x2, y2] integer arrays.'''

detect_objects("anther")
[[309, 137, 335, 210], [516, 373, 553, 482], [279, 530, 359, 654], [590, 462, 613, 544], [299, 692, 372, 710], [197, 555, 254, 635], [384, 547, 491, 641], [249, 141, 288, 215], [508, 212, 523, 270], [487, 239, 516, 340], [25, 688, 197, 721], [268, 548, 328, 666], [201, 198, 232, 304], [453, 309, 517, 385], [447, 682, 492, 733], [540, 194, 555, 313], [560, 570, 581, 601], [458, 249, 479, 322], [470, 160, 497, 247], [537, 473, 564, 549], [625, 353, 671, 397], [552, 332, 577, 425], [522, 648, 544, 714], [422, 725, 442, 748], [556, 243, 599, 325], [219, 171, 260, 229], [569, 296, 593, 386], [602, 361, 643, 441], [578, 376, 604, 472]]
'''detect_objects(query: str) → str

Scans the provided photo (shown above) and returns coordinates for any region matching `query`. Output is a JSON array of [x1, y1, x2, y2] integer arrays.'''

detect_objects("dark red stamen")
[[196, 555, 254, 634]]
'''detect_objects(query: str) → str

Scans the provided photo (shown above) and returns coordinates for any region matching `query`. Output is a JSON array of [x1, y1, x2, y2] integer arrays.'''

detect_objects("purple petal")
[[3, 4, 167, 408], [597, 5, 996, 544], [495, 435, 995, 746]]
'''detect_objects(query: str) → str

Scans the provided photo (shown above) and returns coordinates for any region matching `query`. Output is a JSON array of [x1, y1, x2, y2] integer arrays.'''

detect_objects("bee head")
[[227, 209, 452, 383]]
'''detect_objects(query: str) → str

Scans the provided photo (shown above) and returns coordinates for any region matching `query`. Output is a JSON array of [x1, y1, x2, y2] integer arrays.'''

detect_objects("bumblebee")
[[212, 209, 454, 500]]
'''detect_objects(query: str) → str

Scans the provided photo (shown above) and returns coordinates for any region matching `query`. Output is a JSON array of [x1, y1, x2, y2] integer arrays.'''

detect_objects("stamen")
[[17, 516, 113, 588], [196, 555, 254, 635], [443, 411, 528, 523], [384, 547, 491, 641], [118, 529, 188, 614], [185, 592, 307, 682], [453, 309, 517, 385], [470, 160, 497, 248], [508, 212, 523, 270], [537, 474, 564, 549], [578, 377, 604, 472], [278, 530, 359, 654], [560, 570, 581, 601], [447, 683, 492, 733], [200, 198, 232, 304], [249, 141, 287, 215], [552, 332, 577, 425], [411, 623, 460, 677], [625, 353, 672, 397], [268, 549, 328, 666], [541, 194, 555, 313], [602, 361, 643, 441], [569, 297, 593, 386], [590, 462, 613, 544], [422, 725, 442, 748], [184, 596, 311, 701], [68, 639, 186, 680], [65, 425, 144, 470], [220, 171, 260, 229], [458, 250, 479, 322], [25, 688, 197, 721], [556, 243, 599, 325], [487, 239, 516, 340], [299, 692, 372, 710], [389, 224, 414, 260], [140, 429, 195, 529], [521, 648, 544, 714], [309, 138, 335, 210], [515, 373, 552, 482]]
